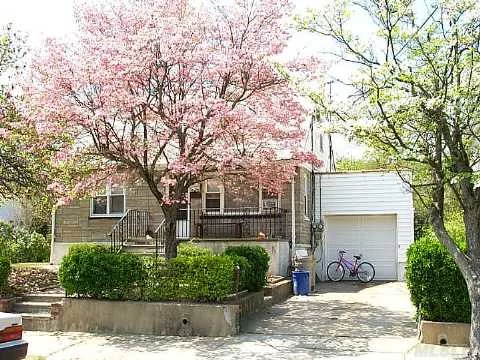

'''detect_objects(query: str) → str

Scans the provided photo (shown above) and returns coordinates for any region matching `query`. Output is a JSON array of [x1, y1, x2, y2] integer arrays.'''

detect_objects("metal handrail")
[[108, 209, 150, 252], [154, 219, 166, 258], [108, 209, 132, 237]]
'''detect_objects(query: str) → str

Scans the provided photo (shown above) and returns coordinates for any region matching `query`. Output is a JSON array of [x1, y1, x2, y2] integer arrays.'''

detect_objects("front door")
[[176, 193, 190, 239]]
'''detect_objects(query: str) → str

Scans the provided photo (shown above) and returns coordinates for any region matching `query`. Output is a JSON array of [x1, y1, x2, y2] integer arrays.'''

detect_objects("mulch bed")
[[3, 267, 59, 297]]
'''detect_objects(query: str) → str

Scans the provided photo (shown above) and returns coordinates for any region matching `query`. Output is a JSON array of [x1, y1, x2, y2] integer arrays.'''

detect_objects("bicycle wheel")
[[327, 261, 345, 282], [357, 262, 375, 283]]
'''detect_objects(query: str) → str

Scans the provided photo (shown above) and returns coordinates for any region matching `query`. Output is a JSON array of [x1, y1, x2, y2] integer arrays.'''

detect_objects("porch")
[[108, 207, 289, 256]]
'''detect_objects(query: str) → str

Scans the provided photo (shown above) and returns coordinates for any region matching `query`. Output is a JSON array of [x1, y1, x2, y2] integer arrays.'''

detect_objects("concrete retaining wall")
[[194, 239, 290, 276], [44, 290, 267, 336], [264, 279, 292, 304], [420, 320, 470, 346], [58, 299, 240, 336], [228, 291, 264, 319], [0, 297, 19, 312]]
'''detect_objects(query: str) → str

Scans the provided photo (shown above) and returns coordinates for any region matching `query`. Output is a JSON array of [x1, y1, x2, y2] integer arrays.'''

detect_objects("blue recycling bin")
[[292, 270, 310, 295]]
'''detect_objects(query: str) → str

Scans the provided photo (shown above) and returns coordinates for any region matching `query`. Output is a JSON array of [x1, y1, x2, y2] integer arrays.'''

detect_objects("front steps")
[[123, 237, 165, 255], [123, 244, 159, 255], [13, 293, 63, 331]]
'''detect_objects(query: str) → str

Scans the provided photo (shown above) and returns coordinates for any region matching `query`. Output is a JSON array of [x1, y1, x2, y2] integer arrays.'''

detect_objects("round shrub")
[[177, 242, 213, 257], [59, 244, 145, 300], [406, 236, 470, 323], [224, 245, 269, 291], [0, 257, 11, 292], [226, 254, 252, 292]]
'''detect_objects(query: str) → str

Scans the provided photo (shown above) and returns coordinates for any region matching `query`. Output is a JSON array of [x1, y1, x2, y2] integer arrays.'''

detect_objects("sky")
[[0, 0, 365, 160]]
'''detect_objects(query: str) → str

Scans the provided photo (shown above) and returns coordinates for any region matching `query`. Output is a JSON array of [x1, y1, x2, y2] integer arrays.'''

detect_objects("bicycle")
[[326, 250, 375, 283]]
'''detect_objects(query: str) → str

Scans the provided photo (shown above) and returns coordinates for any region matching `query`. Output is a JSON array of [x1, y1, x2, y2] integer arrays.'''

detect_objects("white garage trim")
[[314, 171, 414, 281]]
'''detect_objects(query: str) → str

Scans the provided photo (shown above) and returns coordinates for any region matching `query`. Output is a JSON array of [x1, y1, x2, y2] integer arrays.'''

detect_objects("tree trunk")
[[162, 205, 179, 259], [463, 272, 480, 359]]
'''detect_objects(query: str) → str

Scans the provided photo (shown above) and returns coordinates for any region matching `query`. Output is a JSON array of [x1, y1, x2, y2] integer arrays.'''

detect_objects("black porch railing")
[[108, 209, 150, 252], [176, 207, 287, 240]]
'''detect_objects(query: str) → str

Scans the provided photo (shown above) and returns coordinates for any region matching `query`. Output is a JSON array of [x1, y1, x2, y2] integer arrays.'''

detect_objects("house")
[[50, 121, 414, 281], [50, 164, 316, 276]]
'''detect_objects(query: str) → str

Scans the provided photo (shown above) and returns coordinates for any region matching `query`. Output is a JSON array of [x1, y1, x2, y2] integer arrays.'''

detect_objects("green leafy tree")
[[0, 26, 55, 232], [298, 1, 480, 357]]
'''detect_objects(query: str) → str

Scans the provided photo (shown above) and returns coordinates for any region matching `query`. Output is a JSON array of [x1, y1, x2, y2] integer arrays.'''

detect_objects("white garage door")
[[325, 215, 397, 280]]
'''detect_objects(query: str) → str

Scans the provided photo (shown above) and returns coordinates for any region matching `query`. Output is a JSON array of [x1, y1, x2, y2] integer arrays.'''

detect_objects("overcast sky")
[[0, 0, 365, 160]]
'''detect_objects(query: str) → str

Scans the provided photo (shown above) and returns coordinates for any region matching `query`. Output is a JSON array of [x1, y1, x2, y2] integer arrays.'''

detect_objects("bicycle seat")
[[354, 255, 362, 260], [339, 250, 346, 254]]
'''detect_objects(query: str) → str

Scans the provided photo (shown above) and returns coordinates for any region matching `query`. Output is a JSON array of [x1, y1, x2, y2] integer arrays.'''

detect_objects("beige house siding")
[[54, 183, 163, 243], [293, 167, 313, 245], [54, 169, 312, 246]]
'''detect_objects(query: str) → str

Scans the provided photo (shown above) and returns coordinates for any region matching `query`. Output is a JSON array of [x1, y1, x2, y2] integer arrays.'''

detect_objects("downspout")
[[49, 204, 57, 265], [311, 170, 316, 252], [290, 175, 296, 269]]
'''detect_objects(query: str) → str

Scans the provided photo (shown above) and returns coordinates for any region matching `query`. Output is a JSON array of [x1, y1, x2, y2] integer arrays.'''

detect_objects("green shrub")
[[226, 254, 252, 292], [143, 255, 235, 302], [224, 245, 269, 291], [0, 221, 50, 263], [177, 242, 213, 257], [406, 236, 470, 323], [0, 257, 11, 292], [59, 244, 145, 300]]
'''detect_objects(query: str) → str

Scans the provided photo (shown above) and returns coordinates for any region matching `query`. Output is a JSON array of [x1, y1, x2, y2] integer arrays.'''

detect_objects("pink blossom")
[[22, 0, 324, 204]]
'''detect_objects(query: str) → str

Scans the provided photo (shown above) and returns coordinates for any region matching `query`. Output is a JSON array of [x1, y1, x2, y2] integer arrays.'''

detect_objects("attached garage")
[[324, 214, 397, 280], [314, 171, 414, 281]]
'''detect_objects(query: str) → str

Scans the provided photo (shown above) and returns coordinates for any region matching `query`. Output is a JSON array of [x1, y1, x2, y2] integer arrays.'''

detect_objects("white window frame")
[[90, 185, 126, 218], [202, 179, 224, 212]]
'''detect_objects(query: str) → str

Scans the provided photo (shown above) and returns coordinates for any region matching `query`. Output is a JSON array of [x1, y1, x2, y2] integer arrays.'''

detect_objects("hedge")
[[224, 245, 269, 291], [177, 242, 213, 257], [59, 245, 237, 302], [0, 257, 10, 292], [59, 244, 145, 300], [406, 236, 470, 323], [143, 255, 235, 302]]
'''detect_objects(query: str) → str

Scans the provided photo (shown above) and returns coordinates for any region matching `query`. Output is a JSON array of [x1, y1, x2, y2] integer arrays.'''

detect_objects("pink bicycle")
[[327, 250, 375, 283]]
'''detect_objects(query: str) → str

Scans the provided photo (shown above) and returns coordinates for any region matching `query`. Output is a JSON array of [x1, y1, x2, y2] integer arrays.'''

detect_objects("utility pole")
[[326, 80, 335, 172]]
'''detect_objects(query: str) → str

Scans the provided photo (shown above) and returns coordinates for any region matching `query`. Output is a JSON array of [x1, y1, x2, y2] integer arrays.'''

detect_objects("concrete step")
[[123, 244, 164, 254], [20, 313, 58, 331], [125, 236, 153, 245], [22, 293, 64, 303], [14, 301, 51, 314]]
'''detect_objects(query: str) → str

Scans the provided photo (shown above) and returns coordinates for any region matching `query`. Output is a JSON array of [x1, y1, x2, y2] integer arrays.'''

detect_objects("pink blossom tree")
[[24, 0, 320, 258]]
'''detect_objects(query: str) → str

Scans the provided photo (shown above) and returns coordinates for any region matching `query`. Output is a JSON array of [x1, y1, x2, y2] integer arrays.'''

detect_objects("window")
[[261, 189, 279, 210], [304, 174, 308, 217], [258, 186, 281, 212], [91, 186, 125, 217], [204, 179, 222, 211]]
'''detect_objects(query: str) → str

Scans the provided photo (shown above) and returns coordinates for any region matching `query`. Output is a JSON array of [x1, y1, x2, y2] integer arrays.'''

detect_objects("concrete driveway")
[[24, 281, 467, 359], [243, 281, 417, 338]]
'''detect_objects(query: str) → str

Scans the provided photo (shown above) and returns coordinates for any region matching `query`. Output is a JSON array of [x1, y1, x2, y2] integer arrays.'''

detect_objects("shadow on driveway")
[[242, 281, 417, 339]]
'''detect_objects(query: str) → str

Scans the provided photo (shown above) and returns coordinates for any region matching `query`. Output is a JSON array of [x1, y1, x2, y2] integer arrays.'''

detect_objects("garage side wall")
[[314, 171, 414, 281]]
